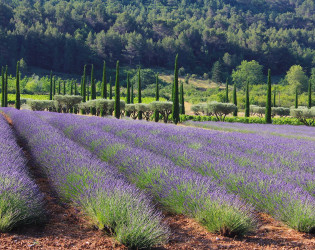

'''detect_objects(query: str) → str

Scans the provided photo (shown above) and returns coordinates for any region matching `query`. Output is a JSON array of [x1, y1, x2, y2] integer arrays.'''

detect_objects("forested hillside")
[[0, 0, 314, 76]]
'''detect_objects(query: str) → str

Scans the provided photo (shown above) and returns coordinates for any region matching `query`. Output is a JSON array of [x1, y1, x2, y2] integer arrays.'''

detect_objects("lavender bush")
[[41, 114, 315, 233], [0, 111, 45, 231], [39, 112, 256, 237], [2, 108, 169, 248]]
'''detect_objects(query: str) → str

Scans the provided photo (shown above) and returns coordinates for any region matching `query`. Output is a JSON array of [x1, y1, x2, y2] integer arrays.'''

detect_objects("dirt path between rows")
[[0, 112, 314, 249]]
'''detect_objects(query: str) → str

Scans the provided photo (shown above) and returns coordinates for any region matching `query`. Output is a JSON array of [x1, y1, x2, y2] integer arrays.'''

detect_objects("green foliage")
[[101, 61, 107, 99], [206, 102, 237, 121], [308, 79, 312, 108], [49, 71, 53, 100], [295, 87, 299, 109], [233, 84, 237, 116], [285, 65, 308, 92], [27, 100, 55, 111], [172, 55, 180, 125], [15, 61, 20, 110], [265, 69, 272, 124], [54, 95, 82, 113], [82, 65, 87, 102], [150, 101, 173, 123], [290, 107, 315, 126], [154, 74, 160, 122], [232, 60, 264, 89], [211, 61, 223, 83], [114, 61, 121, 119], [179, 81, 185, 115], [245, 81, 250, 117], [137, 68, 142, 120]]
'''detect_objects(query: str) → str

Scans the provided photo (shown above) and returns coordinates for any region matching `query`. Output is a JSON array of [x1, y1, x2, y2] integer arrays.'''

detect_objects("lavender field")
[[0, 108, 314, 248]]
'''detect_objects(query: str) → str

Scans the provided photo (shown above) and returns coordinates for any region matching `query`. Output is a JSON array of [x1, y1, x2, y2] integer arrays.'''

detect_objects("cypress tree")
[[49, 71, 53, 100], [91, 64, 96, 115], [1, 67, 4, 107], [225, 78, 229, 103], [131, 80, 134, 103], [295, 87, 298, 109], [53, 76, 56, 96], [63, 81, 66, 95], [82, 65, 86, 102], [126, 73, 131, 117], [15, 61, 20, 110], [114, 61, 120, 119], [308, 79, 312, 108], [265, 69, 272, 124], [4, 66, 8, 107], [138, 68, 142, 120], [245, 80, 250, 118], [172, 54, 180, 124], [75, 80, 77, 95], [87, 81, 90, 101], [273, 87, 276, 107], [126, 73, 131, 104], [179, 81, 185, 115], [58, 80, 61, 95], [109, 77, 113, 99], [154, 74, 160, 122], [71, 80, 74, 95], [101, 61, 107, 99], [233, 84, 238, 116]]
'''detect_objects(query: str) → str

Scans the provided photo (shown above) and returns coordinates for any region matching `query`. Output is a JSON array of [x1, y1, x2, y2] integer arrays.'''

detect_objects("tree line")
[[0, 0, 314, 76]]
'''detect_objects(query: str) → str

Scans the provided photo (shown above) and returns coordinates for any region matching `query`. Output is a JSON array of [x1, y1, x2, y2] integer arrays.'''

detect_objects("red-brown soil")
[[0, 112, 314, 249]]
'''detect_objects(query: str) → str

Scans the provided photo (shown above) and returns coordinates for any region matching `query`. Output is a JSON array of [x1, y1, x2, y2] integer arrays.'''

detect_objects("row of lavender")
[[183, 121, 315, 140], [2, 108, 168, 248], [38, 111, 256, 236], [39, 112, 315, 233], [0, 113, 44, 232]]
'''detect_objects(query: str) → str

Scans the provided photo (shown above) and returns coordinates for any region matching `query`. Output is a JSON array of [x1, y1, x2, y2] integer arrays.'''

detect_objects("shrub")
[[95, 99, 114, 117], [27, 100, 55, 111], [135, 103, 152, 121], [271, 107, 290, 117], [191, 104, 202, 115], [150, 101, 173, 123], [125, 104, 137, 119], [250, 105, 265, 117], [290, 107, 315, 126], [54, 95, 82, 113], [207, 102, 237, 121]]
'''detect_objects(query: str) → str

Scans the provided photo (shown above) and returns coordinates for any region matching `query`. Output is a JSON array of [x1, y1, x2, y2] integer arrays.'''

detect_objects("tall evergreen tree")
[[126, 73, 131, 117], [53, 76, 56, 96], [138, 68, 142, 120], [75, 80, 77, 95], [49, 71, 53, 100], [233, 84, 238, 116], [245, 80, 250, 117], [154, 74, 160, 122], [58, 80, 61, 95], [71, 80, 74, 95], [172, 54, 180, 124], [308, 79, 312, 108], [295, 87, 298, 108], [126, 73, 131, 104], [109, 77, 113, 99], [225, 78, 229, 103], [91, 64, 96, 115], [1, 67, 4, 107], [63, 81, 66, 95], [82, 65, 87, 102], [114, 61, 120, 119], [101, 61, 107, 99], [179, 81, 185, 115], [15, 61, 20, 110], [131, 80, 134, 103], [265, 69, 272, 124], [4, 66, 8, 107], [87, 81, 90, 101]]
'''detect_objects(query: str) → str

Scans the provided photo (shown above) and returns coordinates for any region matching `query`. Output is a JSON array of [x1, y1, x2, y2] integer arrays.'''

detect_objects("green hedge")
[[180, 115, 315, 126]]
